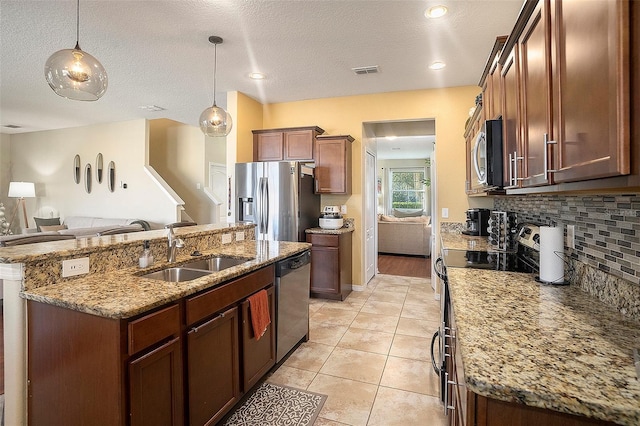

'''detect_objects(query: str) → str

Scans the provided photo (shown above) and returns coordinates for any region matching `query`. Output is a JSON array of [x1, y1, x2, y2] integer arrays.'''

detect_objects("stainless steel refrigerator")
[[235, 161, 320, 241]]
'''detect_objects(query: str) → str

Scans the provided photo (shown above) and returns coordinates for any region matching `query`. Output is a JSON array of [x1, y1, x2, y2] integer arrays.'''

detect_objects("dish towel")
[[248, 289, 271, 341]]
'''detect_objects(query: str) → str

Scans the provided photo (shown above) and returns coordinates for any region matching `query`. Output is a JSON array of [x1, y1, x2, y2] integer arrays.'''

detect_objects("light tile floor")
[[266, 274, 447, 426]]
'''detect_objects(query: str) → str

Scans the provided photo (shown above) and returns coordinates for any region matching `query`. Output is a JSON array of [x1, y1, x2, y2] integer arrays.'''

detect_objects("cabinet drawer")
[[306, 233, 338, 247], [186, 265, 275, 326], [128, 304, 180, 355]]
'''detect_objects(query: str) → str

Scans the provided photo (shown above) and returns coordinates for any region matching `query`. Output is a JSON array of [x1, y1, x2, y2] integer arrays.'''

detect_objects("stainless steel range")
[[430, 228, 541, 416]]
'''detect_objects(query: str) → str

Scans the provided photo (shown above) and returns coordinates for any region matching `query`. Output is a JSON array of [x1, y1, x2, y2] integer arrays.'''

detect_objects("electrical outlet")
[[567, 224, 575, 249], [62, 257, 90, 277], [442, 207, 449, 218], [235, 231, 245, 241], [196, 182, 201, 190], [221, 233, 232, 244], [340, 204, 347, 214]]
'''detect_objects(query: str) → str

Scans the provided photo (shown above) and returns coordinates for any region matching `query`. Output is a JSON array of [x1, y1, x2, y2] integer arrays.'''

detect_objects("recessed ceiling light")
[[249, 72, 265, 80], [425, 5, 448, 19], [429, 61, 446, 70], [386, 136, 397, 140]]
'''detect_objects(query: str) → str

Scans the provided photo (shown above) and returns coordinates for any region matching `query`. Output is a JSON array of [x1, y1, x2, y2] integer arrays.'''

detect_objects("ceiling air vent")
[[352, 65, 379, 75], [3, 124, 21, 129]]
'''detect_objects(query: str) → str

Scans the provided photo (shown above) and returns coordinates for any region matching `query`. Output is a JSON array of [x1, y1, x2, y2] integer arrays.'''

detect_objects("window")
[[389, 168, 426, 211]]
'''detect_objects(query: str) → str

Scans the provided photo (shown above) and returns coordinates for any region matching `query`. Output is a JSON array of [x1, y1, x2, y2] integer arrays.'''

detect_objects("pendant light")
[[44, 0, 108, 101], [199, 36, 233, 137]]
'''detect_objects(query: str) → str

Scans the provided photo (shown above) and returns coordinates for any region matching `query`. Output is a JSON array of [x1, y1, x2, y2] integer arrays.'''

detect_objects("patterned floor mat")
[[223, 382, 326, 426]]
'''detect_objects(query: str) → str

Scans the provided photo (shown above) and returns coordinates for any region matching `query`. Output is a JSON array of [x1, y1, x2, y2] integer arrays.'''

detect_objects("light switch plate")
[[62, 257, 90, 277], [222, 233, 232, 244], [442, 208, 449, 218], [235, 231, 245, 241]]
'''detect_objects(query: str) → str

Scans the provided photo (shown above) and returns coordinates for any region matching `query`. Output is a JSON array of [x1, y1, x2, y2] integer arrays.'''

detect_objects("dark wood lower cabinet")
[[241, 286, 276, 391], [468, 391, 616, 426], [27, 264, 277, 426], [187, 306, 240, 426], [130, 337, 184, 426], [307, 232, 352, 300]]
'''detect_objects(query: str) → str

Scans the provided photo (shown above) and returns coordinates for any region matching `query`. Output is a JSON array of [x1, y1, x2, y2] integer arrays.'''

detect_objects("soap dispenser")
[[139, 240, 153, 268]]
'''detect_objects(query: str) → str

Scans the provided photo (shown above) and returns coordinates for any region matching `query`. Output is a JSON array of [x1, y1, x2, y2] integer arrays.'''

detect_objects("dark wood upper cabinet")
[[498, 0, 635, 193], [253, 126, 324, 161], [518, 0, 553, 187], [550, 0, 630, 183], [314, 134, 354, 194], [500, 47, 522, 189]]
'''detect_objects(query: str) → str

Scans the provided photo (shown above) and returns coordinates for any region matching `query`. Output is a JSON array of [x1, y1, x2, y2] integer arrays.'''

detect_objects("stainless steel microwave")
[[470, 119, 504, 192]]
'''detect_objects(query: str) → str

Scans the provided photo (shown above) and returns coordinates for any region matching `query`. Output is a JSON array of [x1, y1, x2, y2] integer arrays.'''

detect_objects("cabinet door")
[[550, 0, 630, 182], [518, 0, 553, 187], [501, 47, 522, 188], [284, 129, 314, 160], [309, 245, 340, 295], [241, 286, 276, 391], [465, 134, 473, 194], [489, 67, 502, 120], [254, 132, 284, 161], [129, 337, 184, 426], [315, 138, 351, 194], [187, 306, 240, 426]]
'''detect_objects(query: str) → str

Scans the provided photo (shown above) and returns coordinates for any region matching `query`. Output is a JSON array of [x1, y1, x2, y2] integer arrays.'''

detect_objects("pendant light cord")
[[212, 42, 218, 106], [74, 0, 81, 50]]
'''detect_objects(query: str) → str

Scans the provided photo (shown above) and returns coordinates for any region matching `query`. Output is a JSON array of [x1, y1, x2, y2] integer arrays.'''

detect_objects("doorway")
[[363, 119, 436, 280]]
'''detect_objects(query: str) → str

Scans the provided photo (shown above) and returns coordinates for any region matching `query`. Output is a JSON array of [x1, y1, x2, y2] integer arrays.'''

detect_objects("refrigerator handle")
[[263, 177, 270, 234], [258, 178, 265, 234]]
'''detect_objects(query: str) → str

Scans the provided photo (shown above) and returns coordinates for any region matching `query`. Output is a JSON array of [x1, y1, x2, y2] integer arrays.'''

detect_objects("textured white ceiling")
[[0, 0, 523, 135]]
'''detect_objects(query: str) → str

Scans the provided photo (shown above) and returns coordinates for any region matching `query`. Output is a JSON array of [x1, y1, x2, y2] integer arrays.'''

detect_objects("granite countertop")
[[440, 232, 493, 252], [305, 227, 354, 235], [22, 240, 310, 320], [446, 265, 640, 425]]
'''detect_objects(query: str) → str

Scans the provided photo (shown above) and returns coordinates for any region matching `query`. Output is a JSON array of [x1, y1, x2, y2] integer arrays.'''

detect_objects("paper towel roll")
[[539, 226, 565, 283]]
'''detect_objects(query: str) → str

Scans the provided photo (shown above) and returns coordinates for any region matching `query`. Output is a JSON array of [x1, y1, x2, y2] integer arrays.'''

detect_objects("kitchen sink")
[[180, 256, 253, 272], [141, 267, 212, 282]]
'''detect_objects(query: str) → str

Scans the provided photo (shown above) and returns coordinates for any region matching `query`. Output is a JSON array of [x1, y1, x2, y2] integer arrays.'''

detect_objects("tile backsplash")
[[494, 194, 640, 321], [495, 194, 640, 285]]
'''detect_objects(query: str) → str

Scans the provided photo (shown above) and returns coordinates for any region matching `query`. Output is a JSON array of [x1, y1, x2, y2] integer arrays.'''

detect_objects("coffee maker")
[[462, 208, 490, 236]]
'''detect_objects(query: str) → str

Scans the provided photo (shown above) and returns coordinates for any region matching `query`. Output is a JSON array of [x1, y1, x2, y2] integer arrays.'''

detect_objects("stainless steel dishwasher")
[[275, 250, 311, 362]]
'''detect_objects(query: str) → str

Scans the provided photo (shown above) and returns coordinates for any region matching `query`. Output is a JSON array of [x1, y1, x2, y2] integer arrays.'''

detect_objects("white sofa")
[[378, 214, 431, 257], [0, 216, 149, 246]]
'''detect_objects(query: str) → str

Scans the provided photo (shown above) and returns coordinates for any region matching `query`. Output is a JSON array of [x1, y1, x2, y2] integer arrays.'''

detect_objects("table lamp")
[[8, 181, 36, 229]]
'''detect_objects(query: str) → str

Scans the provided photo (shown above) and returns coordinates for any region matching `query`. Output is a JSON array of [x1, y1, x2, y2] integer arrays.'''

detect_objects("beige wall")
[[6, 119, 178, 230], [241, 86, 482, 284], [0, 133, 11, 220], [234, 92, 263, 163], [149, 118, 220, 225]]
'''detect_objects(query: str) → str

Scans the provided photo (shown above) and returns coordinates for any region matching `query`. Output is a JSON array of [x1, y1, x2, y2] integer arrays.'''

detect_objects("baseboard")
[[352, 284, 365, 292]]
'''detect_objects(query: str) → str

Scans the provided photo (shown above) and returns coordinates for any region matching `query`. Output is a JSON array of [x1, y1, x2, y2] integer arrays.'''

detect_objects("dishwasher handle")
[[276, 250, 311, 277]]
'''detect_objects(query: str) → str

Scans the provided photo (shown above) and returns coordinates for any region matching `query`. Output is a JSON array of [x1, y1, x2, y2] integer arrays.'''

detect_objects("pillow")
[[40, 224, 68, 232], [392, 209, 424, 218], [34, 217, 61, 232], [398, 216, 429, 223], [380, 215, 400, 222]]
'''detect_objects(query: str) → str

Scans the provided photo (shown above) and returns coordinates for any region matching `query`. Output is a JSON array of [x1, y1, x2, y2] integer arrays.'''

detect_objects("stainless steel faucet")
[[166, 225, 185, 263]]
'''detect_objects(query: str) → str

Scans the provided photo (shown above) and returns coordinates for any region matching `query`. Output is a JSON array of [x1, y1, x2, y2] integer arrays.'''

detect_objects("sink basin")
[[180, 256, 252, 272], [141, 267, 212, 282]]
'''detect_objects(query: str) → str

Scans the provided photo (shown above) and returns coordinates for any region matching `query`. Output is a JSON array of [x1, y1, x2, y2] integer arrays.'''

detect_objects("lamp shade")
[[8, 182, 36, 198]]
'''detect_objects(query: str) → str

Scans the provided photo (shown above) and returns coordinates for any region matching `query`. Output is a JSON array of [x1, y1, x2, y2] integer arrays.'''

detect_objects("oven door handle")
[[434, 256, 447, 281], [430, 330, 442, 375]]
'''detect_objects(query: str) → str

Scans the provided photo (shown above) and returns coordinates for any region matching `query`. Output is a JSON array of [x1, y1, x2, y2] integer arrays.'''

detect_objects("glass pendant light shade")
[[45, 44, 108, 101], [200, 36, 233, 137], [199, 104, 233, 137]]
